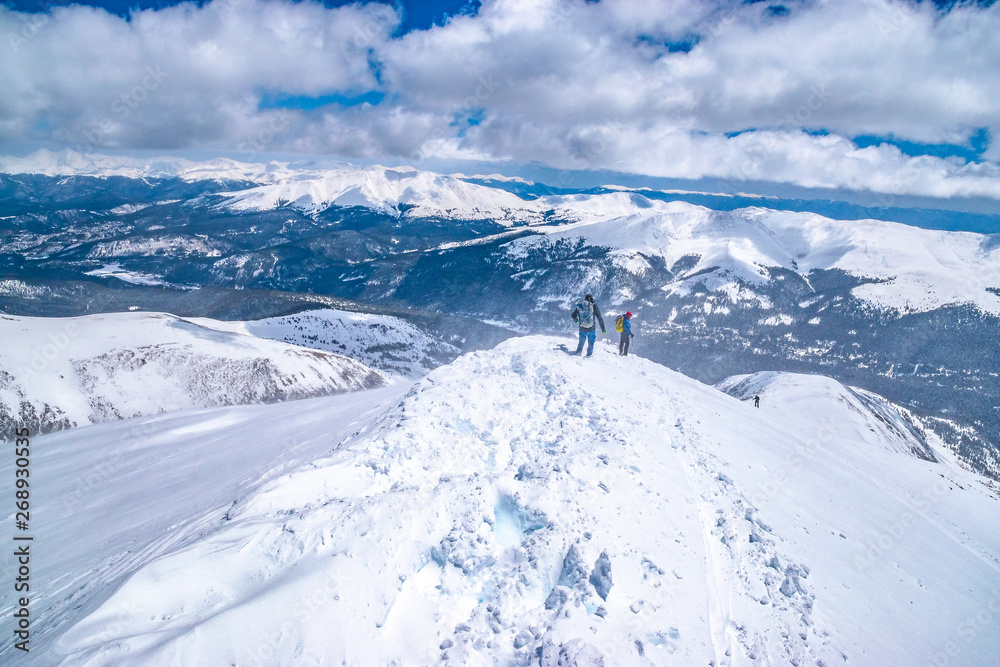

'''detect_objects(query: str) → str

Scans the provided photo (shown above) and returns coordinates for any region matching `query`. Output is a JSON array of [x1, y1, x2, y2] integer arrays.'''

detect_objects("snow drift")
[[7, 336, 997, 666], [0, 312, 386, 438]]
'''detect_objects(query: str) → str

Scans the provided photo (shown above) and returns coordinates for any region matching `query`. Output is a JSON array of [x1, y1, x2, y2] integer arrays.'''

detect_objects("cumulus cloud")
[[0, 0, 398, 149], [1, 0, 999, 199]]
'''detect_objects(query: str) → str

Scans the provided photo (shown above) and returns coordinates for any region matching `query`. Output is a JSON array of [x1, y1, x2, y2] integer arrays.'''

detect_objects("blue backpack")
[[575, 301, 595, 328]]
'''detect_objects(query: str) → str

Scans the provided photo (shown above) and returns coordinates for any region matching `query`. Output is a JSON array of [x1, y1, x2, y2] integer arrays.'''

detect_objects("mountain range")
[[2, 152, 997, 479], [1, 152, 1000, 664]]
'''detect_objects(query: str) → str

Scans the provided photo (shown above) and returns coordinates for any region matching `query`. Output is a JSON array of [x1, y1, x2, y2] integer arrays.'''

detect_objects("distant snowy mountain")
[[506, 198, 1000, 316], [0, 149, 292, 184], [216, 166, 552, 223], [0, 312, 386, 438], [5, 337, 998, 665], [0, 151, 554, 221], [0, 151, 555, 222]]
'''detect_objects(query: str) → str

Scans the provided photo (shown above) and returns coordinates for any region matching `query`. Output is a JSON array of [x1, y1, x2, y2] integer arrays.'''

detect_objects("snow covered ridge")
[[28, 337, 1000, 666], [211, 167, 708, 223], [4, 152, 999, 315], [507, 199, 1000, 316], [214, 166, 999, 316], [0, 150, 547, 221], [236, 308, 461, 379], [214, 164, 550, 223], [716, 371, 939, 462], [0, 312, 386, 439], [0, 149, 291, 183]]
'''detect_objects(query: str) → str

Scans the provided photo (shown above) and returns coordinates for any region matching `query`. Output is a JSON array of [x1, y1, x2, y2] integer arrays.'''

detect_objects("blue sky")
[[1, 0, 998, 201], [4, 0, 482, 33]]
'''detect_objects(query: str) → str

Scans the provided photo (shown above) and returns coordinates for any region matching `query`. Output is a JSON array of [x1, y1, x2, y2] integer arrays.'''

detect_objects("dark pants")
[[619, 333, 630, 355], [575, 329, 596, 356]]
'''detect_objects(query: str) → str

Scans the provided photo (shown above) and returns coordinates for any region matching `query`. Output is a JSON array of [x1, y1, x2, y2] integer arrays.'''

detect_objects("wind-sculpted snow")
[[0, 385, 413, 664], [0, 312, 386, 438], [26, 337, 1000, 666]]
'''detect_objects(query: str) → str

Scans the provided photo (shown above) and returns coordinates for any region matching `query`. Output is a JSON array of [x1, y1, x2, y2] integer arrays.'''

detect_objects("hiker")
[[571, 294, 605, 357], [754, 395, 760, 408], [616, 311, 634, 356]]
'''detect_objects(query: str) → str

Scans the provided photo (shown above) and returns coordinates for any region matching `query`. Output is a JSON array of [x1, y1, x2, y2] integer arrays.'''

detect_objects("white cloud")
[[1, 0, 999, 199], [0, 0, 398, 149]]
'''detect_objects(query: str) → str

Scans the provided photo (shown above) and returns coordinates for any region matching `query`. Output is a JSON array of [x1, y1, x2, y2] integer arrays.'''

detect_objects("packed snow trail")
[[5, 336, 998, 666]]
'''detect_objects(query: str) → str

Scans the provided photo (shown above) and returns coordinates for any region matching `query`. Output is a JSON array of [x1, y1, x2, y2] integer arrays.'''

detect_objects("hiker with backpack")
[[571, 294, 606, 357], [616, 311, 634, 356]]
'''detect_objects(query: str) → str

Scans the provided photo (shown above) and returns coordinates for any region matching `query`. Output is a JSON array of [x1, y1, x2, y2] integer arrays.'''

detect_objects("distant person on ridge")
[[571, 294, 605, 357], [616, 311, 634, 356], [754, 395, 760, 408]]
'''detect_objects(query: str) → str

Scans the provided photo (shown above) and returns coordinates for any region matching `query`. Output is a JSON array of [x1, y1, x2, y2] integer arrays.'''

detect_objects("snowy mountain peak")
[[3, 152, 999, 316], [215, 164, 548, 222], [29, 336, 1000, 666], [513, 200, 1000, 315]]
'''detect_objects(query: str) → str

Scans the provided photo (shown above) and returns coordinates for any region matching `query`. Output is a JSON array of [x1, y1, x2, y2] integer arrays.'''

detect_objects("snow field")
[[19, 336, 998, 666]]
